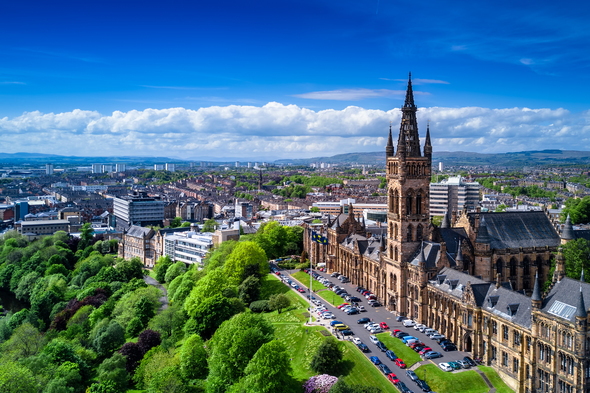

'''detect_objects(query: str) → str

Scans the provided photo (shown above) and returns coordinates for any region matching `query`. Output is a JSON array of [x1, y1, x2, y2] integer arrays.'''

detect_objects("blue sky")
[[1, 0, 589, 159]]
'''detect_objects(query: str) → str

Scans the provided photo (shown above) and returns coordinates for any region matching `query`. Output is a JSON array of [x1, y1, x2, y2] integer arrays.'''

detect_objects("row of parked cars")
[[355, 286, 382, 307], [273, 268, 306, 293], [438, 357, 478, 372], [396, 318, 458, 352]]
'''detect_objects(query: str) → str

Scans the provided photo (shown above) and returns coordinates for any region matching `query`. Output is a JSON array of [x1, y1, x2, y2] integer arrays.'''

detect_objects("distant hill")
[[0, 152, 184, 165]]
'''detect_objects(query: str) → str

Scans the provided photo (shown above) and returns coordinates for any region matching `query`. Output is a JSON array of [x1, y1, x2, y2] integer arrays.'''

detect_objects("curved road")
[[143, 274, 169, 312]]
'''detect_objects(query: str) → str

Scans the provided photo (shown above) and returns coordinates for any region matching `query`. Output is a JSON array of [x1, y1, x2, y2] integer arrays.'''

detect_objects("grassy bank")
[[376, 332, 422, 367], [414, 364, 489, 393], [478, 366, 513, 393]]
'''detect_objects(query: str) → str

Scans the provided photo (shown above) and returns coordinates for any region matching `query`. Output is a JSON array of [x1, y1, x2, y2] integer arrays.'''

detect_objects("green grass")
[[317, 289, 343, 306], [339, 341, 397, 392], [261, 274, 291, 299], [478, 366, 513, 393], [292, 270, 326, 292], [376, 332, 422, 367], [414, 364, 489, 393]]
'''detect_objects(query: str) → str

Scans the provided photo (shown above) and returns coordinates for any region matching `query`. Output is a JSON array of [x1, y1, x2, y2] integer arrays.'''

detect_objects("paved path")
[[474, 367, 496, 393], [143, 274, 169, 312]]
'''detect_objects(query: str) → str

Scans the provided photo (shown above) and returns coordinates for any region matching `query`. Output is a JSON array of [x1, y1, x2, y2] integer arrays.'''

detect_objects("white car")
[[369, 335, 380, 345], [403, 319, 416, 327], [358, 305, 366, 312], [352, 337, 362, 345], [415, 324, 426, 331], [427, 330, 440, 338], [431, 334, 445, 340], [369, 327, 384, 334], [439, 362, 452, 372], [365, 323, 379, 330], [322, 312, 334, 319]]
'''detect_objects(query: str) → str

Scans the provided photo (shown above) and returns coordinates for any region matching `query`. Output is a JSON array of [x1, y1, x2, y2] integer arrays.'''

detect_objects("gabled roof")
[[483, 284, 532, 329], [431, 267, 491, 304], [542, 277, 590, 323], [127, 225, 154, 238], [438, 227, 470, 255], [468, 211, 560, 249], [409, 241, 440, 269]]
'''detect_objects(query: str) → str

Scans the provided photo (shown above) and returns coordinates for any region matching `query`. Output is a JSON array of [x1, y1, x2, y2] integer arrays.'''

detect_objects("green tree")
[[87, 381, 118, 393], [310, 337, 343, 375], [204, 240, 238, 271], [184, 268, 229, 315], [269, 293, 291, 314], [15, 271, 40, 303], [154, 255, 173, 283], [190, 294, 234, 339], [238, 275, 260, 305], [561, 238, 590, 280], [310, 206, 320, 213], [79, 223, 95, 250], [170, 217, 182, 228], [1, 322, 43, 360], [165, 261, 187, 283], [0, 361, 37, 393], [148, 366, 187, 393], [181, 221, 191, 227], [94, 320, 126, 356], [135, 296, 157, 326], [495, 204, 508, 212], [97, 352, 128, 392], [55, 361, 83, 392], [207, 313, 274, 393], [562, 196, 590, 224], [180, 334, 208, 380], [223, 241, 268, 284], [242, 340, 292, 393], [203, 219, 219, 232]]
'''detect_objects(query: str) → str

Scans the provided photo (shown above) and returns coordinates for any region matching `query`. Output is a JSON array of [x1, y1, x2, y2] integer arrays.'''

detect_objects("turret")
[[456, 240, 464, 270], [441, 209, 450, 229], [561, 214, 575, 243], [475, 216, 491, 244], [575, 285, 587, 319], [531, 272, 542, 310], [380, 233, 386, 253], [424, 121, 432, 158], [417, 243, 427, 269], [386, 123, 394, 158], [553, 246, 566, 283]]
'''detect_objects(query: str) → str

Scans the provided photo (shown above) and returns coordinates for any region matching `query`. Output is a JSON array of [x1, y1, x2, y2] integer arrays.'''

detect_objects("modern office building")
[[18, 219, 70, 235], [429, 175, 480, 217], [154, 164, 164, 171], [46, 164, 54, 175], [163, 231, 213, 265], [102, 164, 113, 173], [165, 163, 175, 172], [115, 163, 126, 172], [92, 164, 103, 174], [235, 200, 254, 219], [312, 198, 387, 216], [113, 193, 165, 230], [15, 201, 29, 221]]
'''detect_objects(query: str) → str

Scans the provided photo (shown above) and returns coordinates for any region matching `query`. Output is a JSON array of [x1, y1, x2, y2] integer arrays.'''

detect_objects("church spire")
[[404, 72, 416, 109], [424, 121, 432, 157], [397, 72, 421, 157], [386, 122, 394, 157]]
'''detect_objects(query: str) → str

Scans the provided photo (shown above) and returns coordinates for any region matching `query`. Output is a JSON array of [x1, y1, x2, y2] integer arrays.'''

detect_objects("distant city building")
[[235, 200, 254, 219], [166, 163, 175, 172], [247, 162, 252, 168], [200, 161, 206, 167], [15, 201, 29, 221], [235, 161, 240, 168], [115, 163, 126, 172], [164, 231, 213, 265], [102, 164, 113, 173], [429, 175, 480, 217], [18, 219, 70, 236], [92, 164, 103, 174], [312, 199, 386, 216], [45, 164, 54, 175], [154, 164, 165, 171], [439, 162, 444, 171], [113, 193, 165, 230]]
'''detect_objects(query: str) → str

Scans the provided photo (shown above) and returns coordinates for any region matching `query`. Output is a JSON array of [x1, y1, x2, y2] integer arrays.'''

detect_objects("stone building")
[[303, 75, 590, 393]]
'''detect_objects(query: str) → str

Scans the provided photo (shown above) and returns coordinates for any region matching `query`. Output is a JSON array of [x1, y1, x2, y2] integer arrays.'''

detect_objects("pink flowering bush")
[[303, 374, 338, 393]]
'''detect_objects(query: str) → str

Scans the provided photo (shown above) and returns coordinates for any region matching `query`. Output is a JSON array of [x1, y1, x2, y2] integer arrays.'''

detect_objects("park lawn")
[[317, 289, 343, 306], [338, 341, 397, 392], [478, 366, 513, 393], [376, 332, 422, 367], [292, 270, 326, 292], [414, 364, 489, 393]]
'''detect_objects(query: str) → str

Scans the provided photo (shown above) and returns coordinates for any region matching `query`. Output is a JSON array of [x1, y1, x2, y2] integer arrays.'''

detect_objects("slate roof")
[[468, 211, 560, 249], [409, 241, 441, 269], [483, 284, 532, 329], [430, 267, 490, 303], [439, 227, 470, 255], [542, 277, 590, 323], [574, 230, 590, 242], [127, 225, 154, 238]]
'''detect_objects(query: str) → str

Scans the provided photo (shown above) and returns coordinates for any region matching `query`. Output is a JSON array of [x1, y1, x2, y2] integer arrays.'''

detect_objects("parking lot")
[[278, 266, 476, 393]]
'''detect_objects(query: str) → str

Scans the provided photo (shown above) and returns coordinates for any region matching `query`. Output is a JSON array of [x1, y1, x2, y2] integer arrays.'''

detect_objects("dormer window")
[[507, 303, 519, 316], [436, 275, 446, 285], [488, 296, 499, 308], [448, 280, 459, 290]]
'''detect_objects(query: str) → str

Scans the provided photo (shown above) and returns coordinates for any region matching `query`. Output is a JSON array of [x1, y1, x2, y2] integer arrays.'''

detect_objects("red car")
[[298, 287, 305, 293], [392, 329, 401, 336], [419, 347, 432, 355], [387, 373, 399, 384], [380, 322, 389, 330], [275, 271, 281, 276], [395, 358, 406, 369], [410, 341, 423, 349], [337, 303, 350, 309]]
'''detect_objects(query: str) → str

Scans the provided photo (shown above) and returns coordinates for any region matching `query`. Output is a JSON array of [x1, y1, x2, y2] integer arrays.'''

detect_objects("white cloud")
[[0, 103, 587, 159]]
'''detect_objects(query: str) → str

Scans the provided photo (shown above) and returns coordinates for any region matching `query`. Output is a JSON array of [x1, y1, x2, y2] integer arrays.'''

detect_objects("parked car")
[[376, 341, 388, 352], [347, 308, 359, 315], [380, 322, 389, 330], [349, 296, 361, 302], [413, 345, 426, 353], [330, 320, 343, 327], [396, 315, 407, 322], [370, 301, 382, 307], [416, 379, 431, 392], [334, 324, 349, 331], [386, 350, 397, 361], [447, 361, 461, 370], [463, 356, 477, 367], [439, 362, 452, 372], [357, 317, 371, 324], [321, 312, 334, 319], [369, 356, 381, 365], [392, 329, 401, 336], [356, 286, 365, 292], [430, 334, 445, 340], [402, 336, 417, 344], [341, 329, 354, 336], [369, 326, 384, 334], [419, 347, 432, 355], [410, 341, 424, 349], [357, 342, 369, 352], [442, 343, 457, 352], [406, 370, 419, 382], [378, 363, 392, 375], [396, 382, 411, 393], [358, 305, 367, 312], [414, 323, 426, 331], [388, 373, 400, 384], [397, 332, 410, 339], [457, 360, 470, 369], [395, 358, 407, 368], [403, 319, 416, 327], [369, 335, 380, 345], [424, 351, 443, 359], [352, 337, 362, 345]]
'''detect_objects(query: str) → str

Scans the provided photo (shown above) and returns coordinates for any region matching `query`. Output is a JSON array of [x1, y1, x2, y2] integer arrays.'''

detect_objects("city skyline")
[[1, 0, 589, 159]]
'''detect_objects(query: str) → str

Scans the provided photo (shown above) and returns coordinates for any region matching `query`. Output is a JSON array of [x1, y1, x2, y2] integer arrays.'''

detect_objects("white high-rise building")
[[115, 164, 126, 172], [154, 164, 164, 171], [45, 164, 54, 175], [235, 161, 240, 168], [429, 175, 480, 217], [166, 163, 175, 172], [439, 162, 444, 172], [247, 162, 252, 168], [92, 164, 103, 174], [102, 164, 113, 173]]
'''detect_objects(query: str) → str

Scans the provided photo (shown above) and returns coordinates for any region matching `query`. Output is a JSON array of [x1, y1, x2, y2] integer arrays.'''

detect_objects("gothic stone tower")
[[384, 73, 432, 316]]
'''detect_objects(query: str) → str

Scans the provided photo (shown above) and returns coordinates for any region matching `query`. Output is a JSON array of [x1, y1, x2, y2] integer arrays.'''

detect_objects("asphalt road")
[[282, 267, 472, 393]]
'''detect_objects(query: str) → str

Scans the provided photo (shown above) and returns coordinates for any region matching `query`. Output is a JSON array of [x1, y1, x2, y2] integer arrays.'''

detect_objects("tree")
[[135, 296, 156, 326], [303, 374, 338, 393], [238, 275, 260, 305], [170, 217, 182, 228], [94, 320, 126, 356], [88, 381, 118, 393], [116, 257, 144, 281], [310, 206, 320, 213], [119, 342, 143, 373], [310, 337, 343, 375], [223, 241, 268, 285], [165, 262, 187, 283], [127, 317, 144, 337], [0, 361, 37, 393], [205, 240, 237, 271], [147, 366, 187, 393], [154, 255, 173, 283], [190, 294, 234, 339], [184, 268, 229, 315], [242, 340, 292, 393], [1, 322, 43, 359], [312, 219, 323, 224], [97, 352, 128, 392], [269, 293, 291, 314], [79, 223, 94, 250], [207, 313, 274, 393], [203, 219, 219, 232], [180, 334, 208, 380], [495, 204, 508, 212], [137, 329, 162, 355], [561, 238, 590, 280], [181, 221, 191, 227]]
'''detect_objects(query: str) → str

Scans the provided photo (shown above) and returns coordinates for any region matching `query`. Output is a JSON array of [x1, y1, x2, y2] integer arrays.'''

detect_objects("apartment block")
[[429, 175, 480, 217]]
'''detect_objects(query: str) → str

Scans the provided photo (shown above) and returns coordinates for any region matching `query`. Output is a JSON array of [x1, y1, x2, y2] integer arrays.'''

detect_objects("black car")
[[442, 343, 457, 351], [370, 301, 382, 307], [356, 286, 365, 292], [396, 316, 407, 322], [376, 341, 388, 352], [349, 296, 361, 302], [347, 309, 359, 315], [414, 345, 426, 353], [357, 317, 371, 324], [386, 350, 397, 361], [464, 356, 477, 367], [341, 329, 354, 336], [378, 363, 392, 375], [397, 382, 411, 393], [397, 332, 410, 339], [416, 379, 431, 392], [437, 338, 451, 345], [406, 370, 419, 382], [357, 342, 369, 352], [335, 289, 346, 295]]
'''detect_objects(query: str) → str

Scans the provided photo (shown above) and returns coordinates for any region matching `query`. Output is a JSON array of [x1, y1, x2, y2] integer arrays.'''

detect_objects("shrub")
[[249, 300, 270, 313]]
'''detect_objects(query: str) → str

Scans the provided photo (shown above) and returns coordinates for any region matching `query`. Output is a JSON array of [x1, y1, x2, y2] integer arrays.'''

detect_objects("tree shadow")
[[335, 359, 356, 378]]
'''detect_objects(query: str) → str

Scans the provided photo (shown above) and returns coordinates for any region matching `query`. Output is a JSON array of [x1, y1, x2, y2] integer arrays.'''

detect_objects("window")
[[492, 321, 497, 335], [491, 345, 497, 361], [468, 313, 472, 328], [527, 336, 531, 352], [503, 326, 509, 341], [513, 358, 519, 374], [526, 364, 530, 379], [502, 352, 508, 367], [514, 331, 520, 347]]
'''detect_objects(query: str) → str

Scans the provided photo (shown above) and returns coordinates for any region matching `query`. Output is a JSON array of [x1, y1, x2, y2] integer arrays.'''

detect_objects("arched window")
[[407, 225, 413, 242], [523, 257, 530, 276], [395, 247, 398, 261], [406, 191, 413, 215], [389, 189, 394, 212], [416, 191, 422, 214], [417, 224, 423, 241], [394, 224, 398, 238], [394, 190, 399, 214], [510, 257, 517, 277], [496, 258, 503, 276]]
